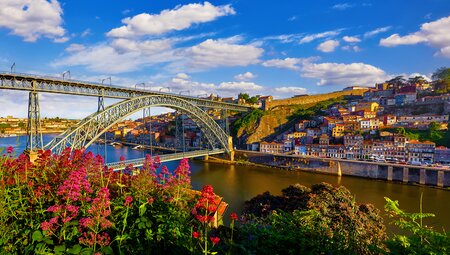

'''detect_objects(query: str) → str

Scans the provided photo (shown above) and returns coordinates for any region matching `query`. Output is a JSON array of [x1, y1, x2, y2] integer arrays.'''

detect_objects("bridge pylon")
[[25, 81, 43, 162]]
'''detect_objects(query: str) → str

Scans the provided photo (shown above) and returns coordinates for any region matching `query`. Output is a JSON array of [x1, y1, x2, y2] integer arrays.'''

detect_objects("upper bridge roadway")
[[0, 72, 251, 112]]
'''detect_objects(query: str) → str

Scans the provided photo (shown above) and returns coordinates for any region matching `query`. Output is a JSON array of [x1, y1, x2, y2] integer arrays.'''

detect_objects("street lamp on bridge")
[[62, 70, 70, 80]]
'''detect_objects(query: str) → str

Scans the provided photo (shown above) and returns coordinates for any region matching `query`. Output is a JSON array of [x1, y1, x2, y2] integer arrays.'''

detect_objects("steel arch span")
[[45, 95, 231, 155]]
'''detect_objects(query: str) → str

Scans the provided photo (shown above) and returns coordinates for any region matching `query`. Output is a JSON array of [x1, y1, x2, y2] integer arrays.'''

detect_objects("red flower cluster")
[[192, 185, 219, 224], [210, 236, 220, 245], [230, 212, 238, 221]]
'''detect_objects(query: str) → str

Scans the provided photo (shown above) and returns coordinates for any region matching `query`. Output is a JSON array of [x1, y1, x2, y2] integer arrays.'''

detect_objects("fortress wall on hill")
[[264, 89, 368, 110]]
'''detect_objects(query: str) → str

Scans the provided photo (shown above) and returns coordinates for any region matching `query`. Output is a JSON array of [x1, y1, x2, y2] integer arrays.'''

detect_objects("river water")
[[1, 134, 449, 233]]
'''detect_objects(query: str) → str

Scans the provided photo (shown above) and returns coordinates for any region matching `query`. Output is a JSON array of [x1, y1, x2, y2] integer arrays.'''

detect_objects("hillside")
[[232, 89, 357, 146]]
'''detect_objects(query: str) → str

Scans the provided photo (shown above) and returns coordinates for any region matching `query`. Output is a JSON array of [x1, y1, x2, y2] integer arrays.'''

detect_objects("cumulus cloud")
[[379, 15, 450, 58], [262, 57, 319, 71], [332, 3, 353, 10], [299, 29, 342, 44], [263, 57, 389, 86], [0, 0, 66, 42], [342, 36, 361, 43], [301, 62, 389, 86], [364, 26, 392, 38], [317, 40, 340, 52], [54, 39, 179, 73], [107, 2, 235, 38], [234, 72, 256, 81], [183, 39, 263, 69]]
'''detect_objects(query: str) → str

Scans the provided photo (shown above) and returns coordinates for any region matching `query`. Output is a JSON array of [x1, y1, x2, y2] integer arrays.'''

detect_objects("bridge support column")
[[387, 166, 393, 181], [228, 136, 234, 162], [402, 167, 409, 183], [437, 171, 444, 187], [204, 154, 209, 161], [420, 168, 426, 185], [25, 83, 43, 162]]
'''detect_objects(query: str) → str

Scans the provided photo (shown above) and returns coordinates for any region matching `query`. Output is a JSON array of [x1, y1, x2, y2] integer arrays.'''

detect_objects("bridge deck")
[[107, 149, 225, 171], [0, 72, 251, 112]]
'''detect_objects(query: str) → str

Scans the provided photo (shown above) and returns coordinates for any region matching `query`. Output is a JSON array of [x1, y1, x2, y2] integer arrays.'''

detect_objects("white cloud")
[[54, 39, 179, 73], [262, 57, 319, 71], [364, 26, 392, 38], [379, 15, 450, 58], [342, 45, 361, 52], [183, 39, 263, 69], [81, 29, 91, 37], [288, 16, 298, 21], [317, 40, 340, 52], [301, 62, 388, 86], [0, 0, 66, 42], [65, 43, 85, 52], [262, 33, 304, 44], [332, 3, 353, 10], [107, 2, 235, 38], [234, 72, 256, 81], [342, 35, 361, 43], [262, 57, 389, 87], [218, 81, 263, 92], [175, 73, 190, 80], [273, 86, 307, 95], [299, 29, 342, 44]]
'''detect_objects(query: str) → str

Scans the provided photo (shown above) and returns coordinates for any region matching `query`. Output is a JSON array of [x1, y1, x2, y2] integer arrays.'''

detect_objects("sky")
[[0, 0, 449, 118]]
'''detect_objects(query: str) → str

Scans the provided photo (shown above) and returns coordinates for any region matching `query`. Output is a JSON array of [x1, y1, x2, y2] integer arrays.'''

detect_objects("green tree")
[[238, 93, 250, 101], [395, 127, 406, 135], [431, 67, 450, 93]]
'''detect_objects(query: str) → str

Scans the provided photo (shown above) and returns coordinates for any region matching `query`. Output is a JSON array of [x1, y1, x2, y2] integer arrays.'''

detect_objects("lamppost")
[[62, 70, 70, 80]]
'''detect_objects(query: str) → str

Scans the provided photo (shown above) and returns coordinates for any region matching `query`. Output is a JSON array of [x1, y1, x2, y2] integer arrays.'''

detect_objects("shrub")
[[239, 183, 387, 254]]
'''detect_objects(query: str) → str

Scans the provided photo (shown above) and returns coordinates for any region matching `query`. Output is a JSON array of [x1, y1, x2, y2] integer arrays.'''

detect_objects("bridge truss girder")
[[45, 95, 231, 155]]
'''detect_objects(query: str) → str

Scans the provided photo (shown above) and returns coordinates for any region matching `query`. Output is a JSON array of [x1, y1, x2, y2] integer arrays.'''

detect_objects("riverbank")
[[198, 152, 450, 190]]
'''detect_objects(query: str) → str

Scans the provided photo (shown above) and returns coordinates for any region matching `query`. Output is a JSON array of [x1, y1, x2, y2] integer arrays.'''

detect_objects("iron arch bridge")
[[45, 95, 232, 155]]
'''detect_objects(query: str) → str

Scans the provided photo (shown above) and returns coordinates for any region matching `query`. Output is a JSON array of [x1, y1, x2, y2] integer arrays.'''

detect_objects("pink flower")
[[124, 196, 133, 207], [120, 155, 125, 162], [6, 146, 13, 154]]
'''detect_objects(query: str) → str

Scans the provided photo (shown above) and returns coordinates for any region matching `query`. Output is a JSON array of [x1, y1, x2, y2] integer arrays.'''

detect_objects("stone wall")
[[264, 89, 368, 110]]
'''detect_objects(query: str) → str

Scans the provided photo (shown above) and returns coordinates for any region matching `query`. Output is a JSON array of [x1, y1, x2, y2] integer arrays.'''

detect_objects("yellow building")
[[355, 102, 379, 112], [332, 124, 345, 138]]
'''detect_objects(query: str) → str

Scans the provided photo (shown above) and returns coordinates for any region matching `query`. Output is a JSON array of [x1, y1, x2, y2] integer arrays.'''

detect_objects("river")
[[1, 134, 449, 234]]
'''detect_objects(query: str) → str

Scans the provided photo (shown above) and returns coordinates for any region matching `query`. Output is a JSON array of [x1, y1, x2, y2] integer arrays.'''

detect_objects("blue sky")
[[0, 0, 449, 118]]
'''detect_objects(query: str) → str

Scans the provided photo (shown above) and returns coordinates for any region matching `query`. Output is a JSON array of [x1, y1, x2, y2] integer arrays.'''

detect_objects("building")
[[397, 114, 449, 125], [435, 146, 450, 164], [406, 140, 435, 164], [355, 102, 379, 112], [260, 141, 284, 154], [383, 115, 397, 126], [332, 124, 345, 138], [395, 93, 416, 105]]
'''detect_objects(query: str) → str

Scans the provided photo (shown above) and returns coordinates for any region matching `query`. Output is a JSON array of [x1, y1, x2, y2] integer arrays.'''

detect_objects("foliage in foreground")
[[0, 148, 223, 254], [238, 183, 387, 254], [1, 147, 449, 254]]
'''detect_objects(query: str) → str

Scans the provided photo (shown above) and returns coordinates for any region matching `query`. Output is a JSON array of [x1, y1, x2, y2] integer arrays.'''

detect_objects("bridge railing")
[[0, 71, 250, 109]]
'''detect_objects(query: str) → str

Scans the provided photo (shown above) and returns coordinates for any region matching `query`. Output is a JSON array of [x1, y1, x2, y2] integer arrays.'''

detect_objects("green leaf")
[[67, 244, 82, 254], [80, 247, 94, 255], [32, 230, 43, 242], [54, 244, 66, 254], [101, 246, 114, 254]]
